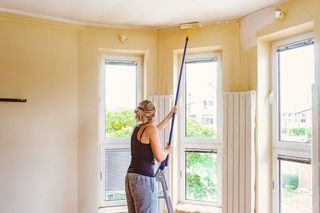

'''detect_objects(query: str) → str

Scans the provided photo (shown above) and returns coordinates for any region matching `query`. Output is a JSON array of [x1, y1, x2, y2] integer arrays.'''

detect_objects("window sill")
[[175, 203, 222, 213], [98, 206, 128, 213]]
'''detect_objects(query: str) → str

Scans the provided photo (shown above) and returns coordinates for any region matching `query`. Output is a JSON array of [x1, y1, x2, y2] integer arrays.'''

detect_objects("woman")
[[125, 100, 176, 213]]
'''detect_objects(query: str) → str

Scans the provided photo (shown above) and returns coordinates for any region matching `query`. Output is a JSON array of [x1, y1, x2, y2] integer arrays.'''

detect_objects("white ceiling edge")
[[0, 1, 288, 31], [0, 7, 159, 30], [1, 7, 239, 30], [0, 8, 86, 26]]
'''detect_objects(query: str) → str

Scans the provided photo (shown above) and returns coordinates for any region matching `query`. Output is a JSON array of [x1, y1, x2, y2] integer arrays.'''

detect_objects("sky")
[[279, 44, 314, 113], [105, 64, 136, 111]]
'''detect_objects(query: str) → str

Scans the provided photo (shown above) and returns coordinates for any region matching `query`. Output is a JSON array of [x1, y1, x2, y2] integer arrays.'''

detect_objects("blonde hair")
[[134, 100, 156, 124]]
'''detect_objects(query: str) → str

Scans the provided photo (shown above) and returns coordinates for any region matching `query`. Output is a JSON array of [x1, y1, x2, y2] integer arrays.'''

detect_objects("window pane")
[[185, 151, 217, 202], [105, 62, 137, 138], [185, 59, 217, 138], [278, 43, 314, 142], [105, 150, 131, 202], [279, 159, 312, 213]]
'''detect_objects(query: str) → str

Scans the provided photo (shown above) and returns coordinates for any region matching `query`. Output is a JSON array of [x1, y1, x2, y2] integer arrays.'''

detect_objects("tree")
[[186, 152, 217, 201], [186, 118, 216, 137], [106, 110, 135, 137]]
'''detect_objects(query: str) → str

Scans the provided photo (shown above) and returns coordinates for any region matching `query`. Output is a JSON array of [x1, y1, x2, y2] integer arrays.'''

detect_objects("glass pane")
[[185, 151, 217, 202], [105, 62, 137, 138], [105, 150, 131, 202], [278, 43, 314, 142], [280, 159, 312, 213], [185, 59, 217, 138]]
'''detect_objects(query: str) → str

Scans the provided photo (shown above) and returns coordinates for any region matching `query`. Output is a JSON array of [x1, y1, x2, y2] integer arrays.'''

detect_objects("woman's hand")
[[165, 144, 172, 153], [156, 106, 178, 131], [169, 106, 178, 118]]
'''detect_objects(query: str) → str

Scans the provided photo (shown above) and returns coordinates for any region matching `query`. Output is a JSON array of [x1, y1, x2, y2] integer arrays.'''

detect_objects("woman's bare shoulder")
[[145, 124, 159, 134]]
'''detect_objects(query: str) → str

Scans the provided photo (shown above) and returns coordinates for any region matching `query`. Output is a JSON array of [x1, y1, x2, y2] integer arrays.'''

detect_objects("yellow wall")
[[0, 13, 79, 213], [77, 26, 158, 213]]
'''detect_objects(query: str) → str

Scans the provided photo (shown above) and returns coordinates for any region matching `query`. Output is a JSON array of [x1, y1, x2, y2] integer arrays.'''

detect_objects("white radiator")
[[222, 91, 256, 213], [148, 95, 172, 212]]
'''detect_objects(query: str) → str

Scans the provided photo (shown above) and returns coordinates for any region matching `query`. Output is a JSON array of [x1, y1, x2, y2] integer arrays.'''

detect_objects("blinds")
[[105, 149, 131, 201], [277, 39, 314, 52]]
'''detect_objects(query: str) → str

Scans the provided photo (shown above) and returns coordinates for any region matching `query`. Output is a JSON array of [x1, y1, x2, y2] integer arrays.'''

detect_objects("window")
[[99, 54, 142, 207], [278, 157, 312, 213], [105, 59, 138, 138], [185, 58, 218, 138], [179, 52, 222, 206], [272, 34, 314, 213], [185, 150, 218, 202], [276, 38, 314, 143]]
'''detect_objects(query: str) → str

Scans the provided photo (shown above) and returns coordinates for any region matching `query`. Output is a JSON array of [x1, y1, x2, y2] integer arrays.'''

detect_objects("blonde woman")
[[125, 100, 177, 213]]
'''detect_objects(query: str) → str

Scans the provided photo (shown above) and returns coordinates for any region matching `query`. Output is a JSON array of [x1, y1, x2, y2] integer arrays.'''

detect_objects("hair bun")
[[135, 107, 144, 114], [135, 100, 156, 124]]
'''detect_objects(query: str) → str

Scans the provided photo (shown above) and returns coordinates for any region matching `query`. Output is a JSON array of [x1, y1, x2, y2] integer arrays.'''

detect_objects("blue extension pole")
[[158, 36, 189, 171]]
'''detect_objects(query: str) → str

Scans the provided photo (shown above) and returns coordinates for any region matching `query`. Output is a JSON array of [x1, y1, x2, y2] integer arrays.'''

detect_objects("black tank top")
[[127, 125, 155, 177]]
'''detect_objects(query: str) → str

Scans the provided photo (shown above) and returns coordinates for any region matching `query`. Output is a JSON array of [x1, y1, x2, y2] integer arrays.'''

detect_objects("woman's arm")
[[147, 125, 172, 162], [156, 106, 177, 131]]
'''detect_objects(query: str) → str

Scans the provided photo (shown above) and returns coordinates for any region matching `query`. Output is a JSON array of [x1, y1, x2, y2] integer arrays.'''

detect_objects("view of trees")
[[281, 128, 312, 140], [186, 118, 215, 137], [282, 174, 299, 192], [106, 110, 135, 137], [186, 152, 217, 201]]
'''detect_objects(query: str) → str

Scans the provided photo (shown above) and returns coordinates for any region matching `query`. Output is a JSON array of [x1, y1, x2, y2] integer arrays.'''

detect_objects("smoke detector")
[[275, 9, 285, 20]]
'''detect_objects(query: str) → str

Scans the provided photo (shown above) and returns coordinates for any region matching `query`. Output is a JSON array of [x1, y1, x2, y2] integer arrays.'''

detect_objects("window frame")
[[272, 149, 312, 213], [99, 54, 143, 208], [271, 33, 314, 213], [178, 52, 222, 206], [271, 33, 314, 152]]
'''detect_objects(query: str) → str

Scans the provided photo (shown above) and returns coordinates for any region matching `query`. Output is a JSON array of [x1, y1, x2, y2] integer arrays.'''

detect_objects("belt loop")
[[150, 177, 154, 192]]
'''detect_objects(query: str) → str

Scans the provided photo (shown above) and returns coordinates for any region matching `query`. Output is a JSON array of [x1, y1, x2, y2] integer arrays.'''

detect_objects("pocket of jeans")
[[133, 175, 147, 185]]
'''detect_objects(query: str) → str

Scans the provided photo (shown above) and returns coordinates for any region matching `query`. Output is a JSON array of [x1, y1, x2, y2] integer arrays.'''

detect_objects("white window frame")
[[272, 148, 312, 213], [99, 54, 143, 208], [271, 33, 314, 213], [178, 52, 222, 206]]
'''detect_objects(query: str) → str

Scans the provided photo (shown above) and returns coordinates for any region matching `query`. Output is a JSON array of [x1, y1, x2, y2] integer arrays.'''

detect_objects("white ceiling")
[[0, 0, 285, 28]]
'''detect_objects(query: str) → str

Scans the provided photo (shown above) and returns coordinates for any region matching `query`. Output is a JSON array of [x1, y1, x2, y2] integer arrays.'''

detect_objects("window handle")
[[268, 91, 274, 104]]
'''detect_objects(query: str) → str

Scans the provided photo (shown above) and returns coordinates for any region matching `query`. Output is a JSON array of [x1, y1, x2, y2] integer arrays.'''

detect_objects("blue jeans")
[[125, 173, 158, 213]]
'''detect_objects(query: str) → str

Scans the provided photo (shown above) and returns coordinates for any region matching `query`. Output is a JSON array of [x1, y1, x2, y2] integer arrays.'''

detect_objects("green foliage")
[[282, 174, 299, 192], [186, 118, 215, 137], [106, 192, 126, 201], [186, 152, 217, 201], [281, 128, 312, 138], [106, 110, 135, 137]]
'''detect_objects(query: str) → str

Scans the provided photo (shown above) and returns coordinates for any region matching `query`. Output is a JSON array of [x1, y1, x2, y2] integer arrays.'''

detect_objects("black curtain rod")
[[0, 98, 27, 103]]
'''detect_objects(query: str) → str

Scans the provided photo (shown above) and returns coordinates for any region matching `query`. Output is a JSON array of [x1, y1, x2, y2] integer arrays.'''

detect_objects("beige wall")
[[0, 14, 79, 213], [240, 0, 320, 213], [1, 0, 320, 212], [77, 26, 158, 213]]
